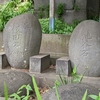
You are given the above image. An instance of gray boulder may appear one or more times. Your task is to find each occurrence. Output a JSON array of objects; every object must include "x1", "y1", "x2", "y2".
[
  {"x1": 69, "y1": 20, "x2": 100, "y2": 77},
  {"x1": 3, "y1": 13, "x2": 42, "y2": 69},
  {"x1": 0, "y1": 70, "x2": 33, "y2": 96},
  {"x1": 42, "y1": 83, "x2": 99, "y2": 100}
]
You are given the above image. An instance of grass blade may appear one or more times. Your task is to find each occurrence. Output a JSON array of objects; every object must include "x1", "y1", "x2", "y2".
[
  {"x1": 55, "y1": 83, "x2": 60, "y2": 100},
  {"x1": 32, "y1": 76, "x2": 42, "y2": 100},
  {"x1": 82, "y1": 89, "x2": 87, "y2": 100},
  {"x1": 4, "y1": 82, "x2": 8, "y2": 100}
]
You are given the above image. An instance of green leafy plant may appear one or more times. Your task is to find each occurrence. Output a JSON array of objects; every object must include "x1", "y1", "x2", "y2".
[
  {"x1": 38, "y1": 4, "x2": 49, "y2": 18},
  {"x1": 38, "y1": 6, "x2": 45, "y2": 18},
  {"x1": 56, "y1": 3, "x2": 65, "y2": 19},
  {"x1": 87, "y1": 14, "x2": 99, "y2": 21},
  {"x1": 0, "y1": 0, "x2": 34, "y2": 31},
  {"x1": 74, "y1": 4, "x2": 80, "y2": 11},
  {"x1": 39, "y1": 18, "x2": 80, "y2": 34},
  {"x1": 53, "y1": 80, "x2": 61, "y2": 88},
  {"x1": 89, "y1": 93, "x2": 100, "y2": 100},
  {"x1": 10, "y1": 84, "x2": 33, "y2": 100},
  {"x1": 82, "y1": 90, "x2": 100, "y2": 100},
  {"x1": 53, "y1": 66, "x2": 84, "y2": 89},
  {"x1": 32, "y1": 76, "x2": 61, "y2": 100},
  {"x1": 71, "y1": 66, "x2": 83, "y2": 83},
  {"x1": 82, "y1": 90, "x2": 88, "y2": 100},
  {"x1": 45, "y1": 4, "x2": 49, "y2": 18},
  {"x1": 59, "y1": 74, "x2": 67, "y2": 85},
  {"x1": 71, "y1": 66, "x2": 88, "y2": 83}
]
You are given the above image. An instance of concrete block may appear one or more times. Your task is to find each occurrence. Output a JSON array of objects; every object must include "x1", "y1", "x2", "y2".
[
  {"x1": 62, "y1": 10, "x2": 86, "y2": 24},
  {"x1": 55, "y1": 0, "x2": 74, "y2": 10},
  {"x1": 34, "y1": 0, "x2": 74, "y2": 10},
  {"x1": 40, "y1": 34, "x2": 70, "y2": 58},
  {"x1": 75, "y1": 0, "x2": 87, "y2": 10},
  {"x1": 0, "y1": 52, "x2": 9, "y2": 69},
  {"x1": 56, "y1": 57, "x2": 71, "y2": 76},
  {"x1": 34, "y1": 0, "x2": 49, "y2": 10},
  {"x1": 29, "y1": 54, "x2": 50, "y2": 73}
]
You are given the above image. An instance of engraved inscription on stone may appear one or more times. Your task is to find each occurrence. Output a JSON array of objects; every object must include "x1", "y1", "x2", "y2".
[
  {"x1": 3, "y1": 13, "x2": 42, "y2": 69},
  {"x1": 80, "y1": 33, "x2": 92, "y2": 57},
  {"x1": 69, "y1": 20, "x2": 100, "y2": 77}
]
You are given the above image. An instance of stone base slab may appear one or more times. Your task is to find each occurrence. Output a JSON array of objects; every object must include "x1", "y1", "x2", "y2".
[{"x1": 29, "y1": 69, "x2": 100, "y2": 89}]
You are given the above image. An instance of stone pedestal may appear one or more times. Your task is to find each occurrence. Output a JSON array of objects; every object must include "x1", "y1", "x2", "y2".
[
  {"x1": 56, "y1": 57, "x2": 71, "y2": 76},
  {"x1": 29, "y1": 54, "x2": 50, "y2": 73}
]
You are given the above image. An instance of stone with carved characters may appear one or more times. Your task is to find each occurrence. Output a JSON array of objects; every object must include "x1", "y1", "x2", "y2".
[
  {"x1": 69, "y1": 20, "x2": 100, "y2": 77},
  {"x1": 3, "y1": 13, "x2": 42, "y2": 69}
]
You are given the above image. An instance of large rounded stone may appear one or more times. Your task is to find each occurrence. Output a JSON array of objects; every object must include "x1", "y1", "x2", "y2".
[
  {"x1": 0, "y1": 70, "x2": 33, "y2": 96},
  {"x1": 69, "y1": 20, "x2": 100, "y2": 77},
  {"x1": 3, "y1": 13, "x2": 42, "y2": 69},
  {"x1": 42, "y1": 83, "x2": 99, "y2": 100}
]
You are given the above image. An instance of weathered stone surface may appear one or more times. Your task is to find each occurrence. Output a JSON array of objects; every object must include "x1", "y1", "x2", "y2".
[
  {"x1": 29, "y1": 54, "x2": 50, "y2": 73},
  {"x1": 0, "y1": 70, "x2": 33, "y2": 96},
  {"x1": 42, "y1": 83, "x2": 99, "y2": 100},
  {"x1": 56, "y1": 57, "x2": 71, "y2": 76},
  {"x1": 69, "y1": 20, "x2": 100, "y2": 77},
  {"x1": 3, "y1": 13, "x2": 42, "y2": 69}
]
